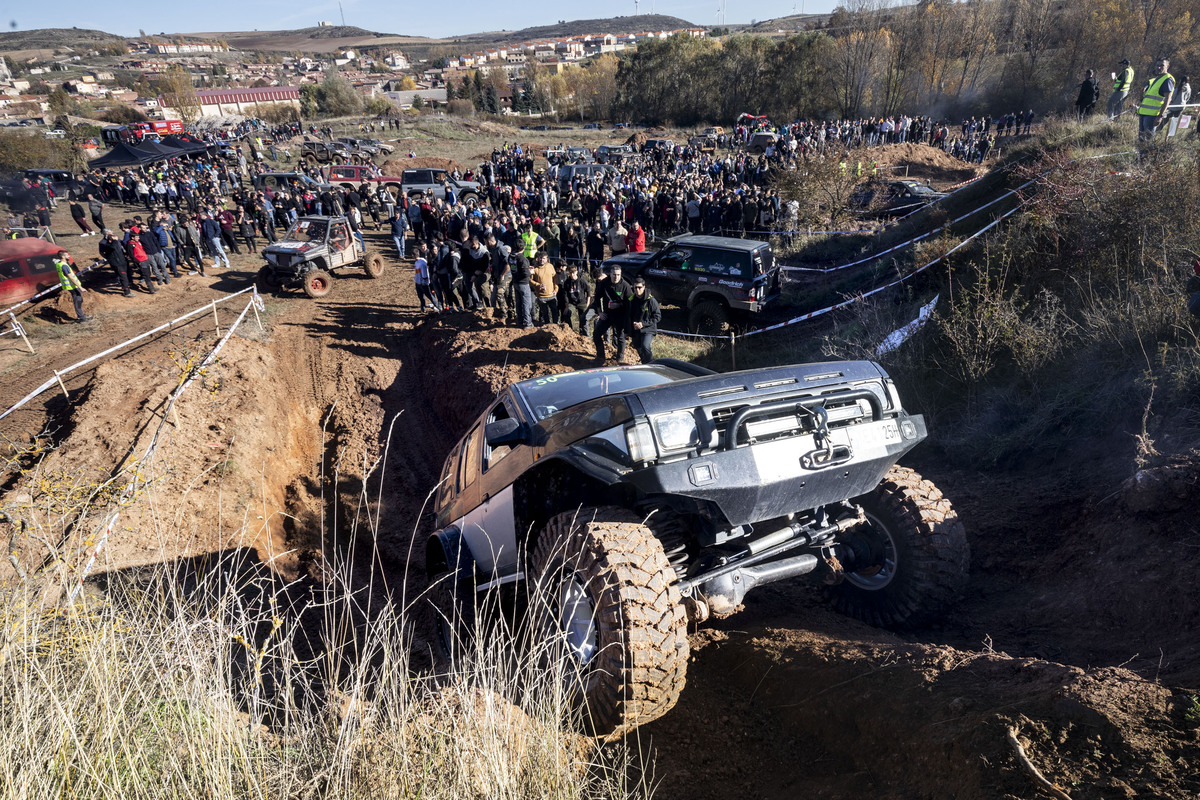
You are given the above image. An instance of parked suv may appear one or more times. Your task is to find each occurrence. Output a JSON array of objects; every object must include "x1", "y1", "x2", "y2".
[
  {"x1": 251, "y1": 172, "x2": 332, "y2": 194},
  {"x1": 425, "y1": 358, "x2": 967, "y2": 739},
  {"x1": 399, "y1": 168, "x2": 482, "y2": 206},
  {"x1": 595, "y1": 144, "x2": 636, "y2": 165},
  {"x1": 257, "y1": 215, "x2": 384, "y2": 298},
  {"x1": 602, "y1": 234, "x2": 782, "y2": 334},
  {"x1": 557, "y1": 163, "x2": 617, "y2": 192}
]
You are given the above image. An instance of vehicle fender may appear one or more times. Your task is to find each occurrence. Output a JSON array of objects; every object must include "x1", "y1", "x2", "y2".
[
  {"x1": 425, "y1": 525, "x2": 475, "y2": 579},
  {"x1": 686, "y1": 287, "x2": 730, "y2": 310}
]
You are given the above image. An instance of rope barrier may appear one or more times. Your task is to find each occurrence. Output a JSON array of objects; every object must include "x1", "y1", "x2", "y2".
[
  {"x1": 0, "y1": 285, "x2": 259, "y2": 423},
  {"x1": 64, "y1": 291, "x2": 262, "y2": 604}
]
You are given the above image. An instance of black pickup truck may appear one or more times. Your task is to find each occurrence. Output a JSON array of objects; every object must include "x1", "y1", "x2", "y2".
[{"x1": 424, "y1": 358, "x2": 968, "y2": 740}]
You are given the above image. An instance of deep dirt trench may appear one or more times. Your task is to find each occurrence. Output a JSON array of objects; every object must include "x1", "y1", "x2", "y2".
[{"x1": 2, "y1": 230, "x2": 1199, "y2": 798}]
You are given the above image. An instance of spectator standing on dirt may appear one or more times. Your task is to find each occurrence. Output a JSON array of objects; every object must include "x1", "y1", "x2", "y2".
[
  {"x1": 133, "y1": 219, "x2": 170, "y2": 285},
  {"x1": 585, "y1": 222, "x2": 606, "y2": 272},
  {"x1": 412, "y1": 242, "x2": 440, "y2": 312},
  {"x1": 200, "y1": 212, "x2": 230, "y2": 270},
  {"x1": 1108, "y1": 59, "x2": 1135, "y2": 119},
  {"x1": 390, "y1": 209, "x2": 408, "y2": 260},
  {"x1": 487, "y1": 234, "x2": 512, "y2": 322},
  {"x1": 217, "y1": 208, "x2": 241, "y2": 254},
  {"x1": 1076, "y1": 69, "x2": 1100, "y2": 119},
  {"x1": 530, "y1": 251, "x2": 559, "y2": 325},
  {"x1": 120, "y1": 225, "x2": 155, "y2": 293},
  {"x1": 509, "y1": 247, "x2": 534, "y2": 328},
  {"x1": 607, "y1": 219, "x2": 628, "y2": 260},
  {"x1": 152, "y1": 214, "x2": 181, "y2": 278},
  {"x1": 69, "y1": 198, "x2": 95, "y2": 236},
  {"x1": 1138, "y1": 58, "x2": 1175, "y2": 142},
  {"x1": 53, "y1": 250, "x2": 90, "y2": 323},
  {"x1": 87, "y1": 194, "x2": 105, "y2": 232},
  {"x1": 559, "y1": 262, "x2": 592, "y2": 335},
  {"x1": 1022, "y1": 109, "x2": 1035, "y2": 134},
  {"x1": 98, "y1": 230, "x2": 132, "y2": 297},
  {"x1": 626, "y1": 275, "x2": 661, "y2": 363},
  {"x1": 592, "y1": 263, "x2": 633, "y2": 364},
  {"x1": 239, "y1": 209, "x2": 257, "y2": 253}
]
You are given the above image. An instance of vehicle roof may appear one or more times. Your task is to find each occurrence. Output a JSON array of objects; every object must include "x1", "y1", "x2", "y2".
[
  {"x1": 667, "y1": 234, "x2": 770, "y2": 252},
  {"x1": 0, "y1": 238, "x2": 66, "y2": 259}
]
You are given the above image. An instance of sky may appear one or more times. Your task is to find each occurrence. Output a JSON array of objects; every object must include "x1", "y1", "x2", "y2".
[{"x1": 9, "y1": 0, "x2": 841, "y2": 40}]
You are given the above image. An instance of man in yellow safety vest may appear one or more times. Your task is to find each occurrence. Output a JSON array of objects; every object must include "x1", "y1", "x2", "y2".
[
  {"x1": 1107, "y1": 58, "x2": 1134, "y2": 119},
  {"x1": 1138, "y1": 58, "x2": 1175, "y2": 142}
]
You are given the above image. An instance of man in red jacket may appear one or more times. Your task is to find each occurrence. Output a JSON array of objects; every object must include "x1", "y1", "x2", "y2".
[{"x1": 625, "y1": 220, "x2": 646, "y2": 253}]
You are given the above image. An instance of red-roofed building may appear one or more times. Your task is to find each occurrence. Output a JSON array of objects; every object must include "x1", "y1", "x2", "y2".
[{"x1": 158, "y1": 86, "x2": 301, "y2": 119}]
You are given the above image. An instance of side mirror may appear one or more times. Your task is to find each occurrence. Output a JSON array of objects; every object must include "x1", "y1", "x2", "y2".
[{"x1": 485, "y1": 418, "x2": 525, "y2": 448}]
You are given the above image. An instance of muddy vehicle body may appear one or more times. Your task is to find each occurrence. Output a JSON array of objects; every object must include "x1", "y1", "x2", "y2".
[
  {"x1": 851, "y1": 179, "x2": 948, "y2": 217},
  {"x1": 426, "y1": 359, "x2": 967, "y2": 739},
  {"x1": 257, "y1": 215, "x2": 384, "y2": 298},
  {"x1": 602, "y1": 234, "x2": 783, "y2": 335}
]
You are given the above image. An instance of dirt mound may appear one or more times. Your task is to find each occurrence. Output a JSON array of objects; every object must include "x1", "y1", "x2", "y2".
[
  {"x1": 625, "y1": 132, "x2": 648, "y2": 147},
  {"x1": 866, "y1": 142, "x2": 985, "y2": 187},
  {"x1": 646, "y1": 621, "x2": 1200, "y2": 799},
  {"x1": 417, "y1": 314, "x2": 601, "y2": 433},
  {"x1": 382, "y1": 156, "x2": 466, "y2": 173}
]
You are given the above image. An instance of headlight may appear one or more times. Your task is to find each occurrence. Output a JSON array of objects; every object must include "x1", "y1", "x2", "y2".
[
  {"x1": 653, "y1": 411, "x2": 699, "y2": 451},
  {"x1": 625, "y1": 421, "x2": 657, "y2": 463}
]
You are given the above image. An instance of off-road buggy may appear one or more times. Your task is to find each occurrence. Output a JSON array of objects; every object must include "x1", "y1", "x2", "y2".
[
  {"x1": 257, "y1": 215, "x2": 384, "y2": 298},
  {"x1": 425, "y1": 358, "x2": 968, "y2": 740}
]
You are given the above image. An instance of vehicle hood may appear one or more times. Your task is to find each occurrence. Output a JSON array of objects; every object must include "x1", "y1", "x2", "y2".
[{"x1": 629, "y1": 361, "x2": 890, "y2": 417}]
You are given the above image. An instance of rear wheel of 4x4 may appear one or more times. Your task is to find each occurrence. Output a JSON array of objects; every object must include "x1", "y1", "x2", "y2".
[
  {"x1": 687, "y1": 299, "x2": 731, "y2": 336},
  {"x1": 530, "y1": 506, "x2": 688, "y2": 740},
  {"x1": 302, "y1": 268, "x2": 334, "y2": 298},
  {"x1": 827, "y1": 466, "x2": 968, "y2": 630},
  {"x1": 363, "y1": 251, "x2": 384, "y2": 278}
]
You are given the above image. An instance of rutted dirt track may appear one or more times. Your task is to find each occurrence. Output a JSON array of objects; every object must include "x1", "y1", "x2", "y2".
[{"x1": 2, "y1": 210, "x2": 1199, "y2": 798}]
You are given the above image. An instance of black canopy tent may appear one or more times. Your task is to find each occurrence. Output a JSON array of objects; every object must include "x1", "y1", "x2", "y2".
[
  {"x1": 159, "y1": 134, "x2": 208, "y2": 154},
  {"x1": 87, "y1": 141, "x2": 166, "y2": 168},
  {"x1": 132, "y1": 140, "x2": 186, "y2": 161}
]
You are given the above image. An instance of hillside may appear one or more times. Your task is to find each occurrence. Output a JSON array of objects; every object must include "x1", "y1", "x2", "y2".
[
  {"x1": 0, "y1": 27, "x2": 126, "y2": 53},
  {"x1": 742, "y1": 12, "x2": 833, "y2": 32},
  {"x1": 184, "y1": 28, "x2": 437, "y2": 53},
  {"x1": 450, "y1": 14, "x2": 698, "y2": 43}
]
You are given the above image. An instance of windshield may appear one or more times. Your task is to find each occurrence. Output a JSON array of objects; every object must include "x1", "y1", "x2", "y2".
[
  {"x1": 900, "y1": 181, "x2": 939, "y2": 196},
  {"x1": 282, "y1": 218, "x2": 328, "y2": 243},
  {"x1": 516, "y1": 366, "x2": 687, "y2": 421}
]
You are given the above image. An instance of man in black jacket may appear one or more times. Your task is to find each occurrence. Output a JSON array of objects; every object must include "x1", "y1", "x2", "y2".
[
  {"x1": 559, "y1": 262, "x2": 592, "y2": 335},
  {"x1": 592, "y1": 263, "x2": 632, "y2": 363},
  {"x1": 1076, "y1": 69, "x2": 1101, "y2": 119},
  {"x1": 98, "y1": 229, "x2": 132, "y2": 296},
  {"x1": 627, "y1": 275, "x2": 661, "y2": 363}
]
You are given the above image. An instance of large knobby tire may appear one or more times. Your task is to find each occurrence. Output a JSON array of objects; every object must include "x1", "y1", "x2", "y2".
[
  {"x1": 256, "y1": 265, "x2": 282, "y2": 292},
  {"x1": 427, "y1": 566, "x2": 480, "y2": 670},
  {"x1": 530, "y1": 506, "x2": 688, "y2": 741},
  {"x1": 302, "y1": 268, "x2": 334, "y2": 298},
  {"x1": 687, "y1": 299, "x2": 731, "y2": 336},
  {"x1": 827, "y1": 466, "x2": 968, "y2": 630},
  {"x1": 363, "y1": 251, "x2": 384, "y2": 278}
]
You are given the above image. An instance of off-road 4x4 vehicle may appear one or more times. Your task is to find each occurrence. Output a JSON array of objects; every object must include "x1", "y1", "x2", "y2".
[
  {"x1": 602, "y1": 234, "x2": 783, "y2": 335},
  {"x1": 257, "y1": 215, "x2": 384, "y2": 298},
  {"x1": 399, "y1": 168, "x2": 482, "y2": 206},
  {"x1": 426, "y1": 359, "x2": 967, "y2": 739}
]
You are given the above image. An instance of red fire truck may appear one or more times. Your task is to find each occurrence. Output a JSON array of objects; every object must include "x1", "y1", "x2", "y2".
[{"x1": 100, "y1": 120, "x2": 185, "y2": 147}]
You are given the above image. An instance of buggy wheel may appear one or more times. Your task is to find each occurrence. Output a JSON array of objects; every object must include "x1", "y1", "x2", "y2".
[
  {"x1": 827, "y1": 466, "x2": 968, "y2": 630},
  {"x1": 363, "y1": 251, "x2": 384, "y2": 278},
  {"x1": 301, "y1": 268, "x2": 333, "y2": 298},
  {"x1": 687, "y1": 299, "x2": 731, "y2": 336},
  {"x1": 530, "y1": 506, "x2": 688, "y2": 740},
  {"x1": 256, "y1": 265, "x2": 282, "y2": 292}
]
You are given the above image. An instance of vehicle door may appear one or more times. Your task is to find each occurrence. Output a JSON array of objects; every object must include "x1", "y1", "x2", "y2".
[
  {"x1": 329, "y1": 166, "x2": 356, "y2": 186},
  {"x1": 0, "y1": 256, "x2": 31, "y2": 306},
  {"x1": 459, "y1": 397, "x2": 524, "y2": 576},
  {"x1": 26, "y1": 254, "x2": 60, "y2": 294},
  {"x1": 686, "y1": 246, "x2": 751, "y2": 307},
  {"x1": 328, "y1": 221, "x2": 352, "y2": 266},
  {"x1": 648, "y1": 244, "x2": 695, "y2": 306}
]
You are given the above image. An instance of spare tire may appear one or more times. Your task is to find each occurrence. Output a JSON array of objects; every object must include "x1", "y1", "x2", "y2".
[{"x1": 363, "y1": 251, "x2": 384, "y2": 278}]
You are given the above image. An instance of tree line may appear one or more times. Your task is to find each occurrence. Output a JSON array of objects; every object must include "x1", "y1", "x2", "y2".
[{"x1": 596, "y1": 0, "x2": 1200, "y2": 125}]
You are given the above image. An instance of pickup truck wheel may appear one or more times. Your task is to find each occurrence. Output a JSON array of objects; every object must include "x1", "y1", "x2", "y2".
[
  {"x1": 363, "y1": 251, "x2": 384, "y2": 278},
  {"x1": 530, "y1": 506, "x2": 688, "y2": 740},
  {"x1": 301, "y1": 268, "x2": 333, "y2": 298},
  {"x1": 828, "y1": 466, "x2": 968, "y2": 630},
  {"x1": 687, "y1": 300, "x2": 731, "y2": 336},
  {"x1": 427, "y1": 566, "x2": 480, "y2": 670},
  {"x1": 461, "y1": 192, "x2": 479, "y2": 208}
]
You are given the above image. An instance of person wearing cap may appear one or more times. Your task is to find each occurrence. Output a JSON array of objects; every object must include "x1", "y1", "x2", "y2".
[
  {"x1": 626, "y1": 275, "x2": 661, "y2": 363},
  {"x1": 1108, "y1": 58, "x2": 1135, "y2": 119},
  {"x1": 52, "y1": 250, "x2": 90, "y2": 322}
]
